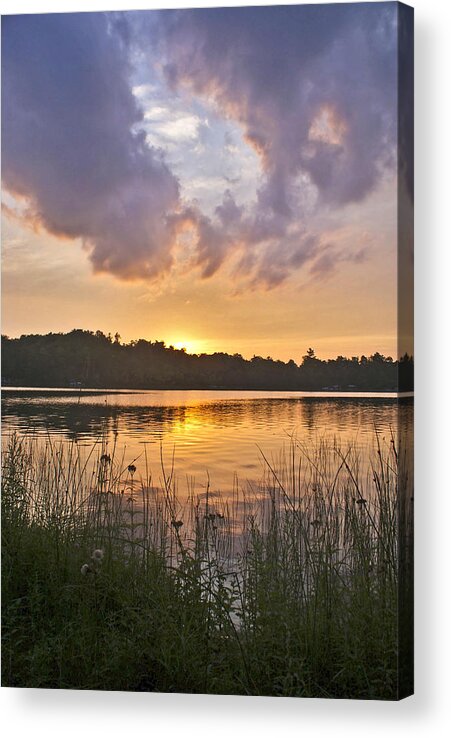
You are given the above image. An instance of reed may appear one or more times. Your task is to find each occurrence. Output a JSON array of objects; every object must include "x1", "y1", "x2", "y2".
[{"x1": 1, "y1": 431, "x2": 412, "y2": 698}]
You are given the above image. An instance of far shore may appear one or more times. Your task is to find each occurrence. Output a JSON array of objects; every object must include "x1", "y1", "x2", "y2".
[{"x1": 1, "y1": 385, "x2": 411, "y2": 396}]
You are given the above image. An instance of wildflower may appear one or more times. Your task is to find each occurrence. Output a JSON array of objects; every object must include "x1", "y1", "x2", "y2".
[
  {"x1": 91, "y1": 549, "x2": 104, "y2": 562},
  {"x1": 171, "y1": 520, "x2": 183, "y2": 530},
  {"x1": 81, "y1": 564, "x2": 91, "y2": 576},
  {"x1": 128, "y1": 464, "x2": 136, "y2": 474}
]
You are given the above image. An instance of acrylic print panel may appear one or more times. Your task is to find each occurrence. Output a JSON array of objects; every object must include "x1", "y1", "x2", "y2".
[{"x1": 1, "y1": 2, "x2": 413, "y2": 699}]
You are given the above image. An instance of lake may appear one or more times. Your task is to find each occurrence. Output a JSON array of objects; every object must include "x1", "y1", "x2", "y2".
[{"x1": 2, "y1": 388, "x2": 412, "y2": 501}]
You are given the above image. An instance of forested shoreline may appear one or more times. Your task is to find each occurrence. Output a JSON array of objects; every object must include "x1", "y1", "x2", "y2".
[{"x1": 1, "y1": 330, "x2": 413, "y2": 392}]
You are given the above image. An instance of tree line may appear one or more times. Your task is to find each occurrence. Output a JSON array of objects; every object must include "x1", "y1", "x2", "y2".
[{"x1": 1, "y1": 330, "x2": 413, "y2": 391}]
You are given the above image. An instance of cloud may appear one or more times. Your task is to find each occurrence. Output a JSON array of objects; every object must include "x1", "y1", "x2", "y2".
[
  {"x1": 142, "y1": 105, "x2": 204, "y2": 145},
  {"x1": 152, "y1": 4, "x2": 397, "y2": 285},
  {"x1": 166, "y1": 191, "x2": 321, "y2": 290},
  {"x1": 1, "y1": 12, "x2": 180, "y2": 281},
  {"x1": 2, "y1": 6, "x2": 398, "y2": 290},
  {"x1": 309, "y1": 244, "x2": 368, "y2": 280},
  {"x1": 157, "y1": 5, "x2": 397, "y2": 208}
]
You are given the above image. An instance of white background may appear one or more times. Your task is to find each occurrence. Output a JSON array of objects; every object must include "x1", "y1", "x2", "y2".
[{"x1": 1, "y1": 0, "x2": 450, "y2": 735}]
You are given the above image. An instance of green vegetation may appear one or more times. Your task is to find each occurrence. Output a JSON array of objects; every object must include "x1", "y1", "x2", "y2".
[
  {"x1": 2, "y1": 433, "x2": 412, "y2": 698},
  {"x1": 1, "y1": 330, "x2": 413, "y2": 391}
]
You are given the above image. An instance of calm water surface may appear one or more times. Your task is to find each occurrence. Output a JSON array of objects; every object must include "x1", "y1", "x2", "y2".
[{"x1": 2, "y1": 388, "x2": 412, "y2": 498}]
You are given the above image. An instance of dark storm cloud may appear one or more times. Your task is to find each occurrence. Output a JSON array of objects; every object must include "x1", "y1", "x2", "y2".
[{"x1": 1, "y1": 12, "x2": 180, "y2": 280}]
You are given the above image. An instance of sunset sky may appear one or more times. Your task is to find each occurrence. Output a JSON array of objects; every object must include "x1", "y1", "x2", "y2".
[{"x1": 1, "y1": 3, "x2": 406, "y2": 362}]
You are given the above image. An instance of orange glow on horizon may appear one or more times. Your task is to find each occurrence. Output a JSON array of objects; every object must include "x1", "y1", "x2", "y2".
[{"x1": 167, "y1": 338, "x2": 205, "y2": 355}]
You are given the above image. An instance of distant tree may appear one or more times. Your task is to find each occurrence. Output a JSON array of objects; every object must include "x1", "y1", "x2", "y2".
[
  {"x1": 370, "y1": 352, "x2": 385, "y2": 363},
  {"x1": 0, "y1": 331, "x2": 410, "y2": 391}
]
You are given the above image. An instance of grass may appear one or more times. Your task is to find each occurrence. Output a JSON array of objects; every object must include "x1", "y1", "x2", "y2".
[{"x1": 1, "y1": 431, "x2": 412, "y2": 698}]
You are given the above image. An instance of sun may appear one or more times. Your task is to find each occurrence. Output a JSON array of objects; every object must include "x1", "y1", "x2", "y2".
[{"x1": 171, "y1": 339, "x2": 201, "y2": 355}]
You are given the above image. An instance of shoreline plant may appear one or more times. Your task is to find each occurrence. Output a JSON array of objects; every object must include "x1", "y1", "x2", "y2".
[{"x1": 1, "y1": 431, "x2": 412, "y2": 698}]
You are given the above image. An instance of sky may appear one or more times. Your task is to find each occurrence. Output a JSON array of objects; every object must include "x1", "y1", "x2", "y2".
[{"x1": 1, "y1": 3, "x2": 410, "y2": 362}]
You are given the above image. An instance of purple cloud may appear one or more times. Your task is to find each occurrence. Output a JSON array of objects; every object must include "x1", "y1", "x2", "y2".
[
  {"x1": 157, "y1": 4, "x2": 397, "y2": 211},
  {"x1": 2, "y1": 5, "x2": 399, "y2": 289},
  {"x1": 2, "y1": 12, "x2": 180, "y2": 280},
  {"x1": 153, "y1": 3, "x2": 397, "y2": 286}
]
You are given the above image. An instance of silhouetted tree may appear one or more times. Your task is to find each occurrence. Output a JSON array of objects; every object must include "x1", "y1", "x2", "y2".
[{"x1": 1, "y1": 332, "x2": 410, "y2": 391}]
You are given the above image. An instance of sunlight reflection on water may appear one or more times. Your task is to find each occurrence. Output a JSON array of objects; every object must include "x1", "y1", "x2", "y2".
[{"x1": 2, "y1": 388, "x2": 411, "y2": 497}]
